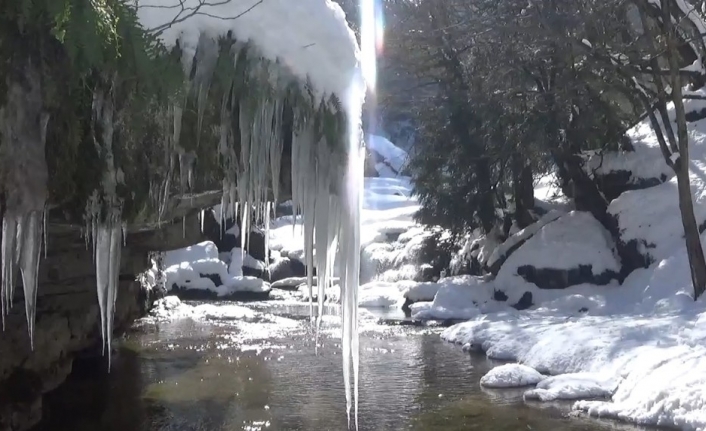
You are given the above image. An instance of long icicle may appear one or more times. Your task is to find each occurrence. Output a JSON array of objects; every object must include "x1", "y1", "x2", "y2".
[
  {"x1": 1, "y1": 213, "x2": 18, "y2": 329},
  {"x1": 18, "y1": 211, "x2": 43, "y2": 350}
]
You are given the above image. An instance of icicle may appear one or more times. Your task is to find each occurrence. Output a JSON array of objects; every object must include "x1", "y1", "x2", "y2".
[
  {"x1": 199, "y1": 209, "x2": 205, "y2": 234},
  {"x1": 95, "y1": 218, "x2": 122, "y2": 370},
  {"x1": 182, "y1": 216, "x2": 186, "y2": 239},
  {"x1": 1, "y1": 213, "x2": 18, "y2": 329},
  {"x1": 121, "y1": 222, "x2": 127, "y2": 247},
  {"x1": 0, "y1": 65, "x2": 50, "y2": 340},
  {"x1": 42, "y1": 207, "x2": 48, "y2": 259},
  {"x1": 107, "y1": 221, "x2": 121, "y2": 368},
  {"x1": 96, "y1": 225, "x2": 109, "y2": 356},
  {"x1": 240, "y1": 204, "x2": 249, "y2": 254},
  {"x1": 264, "y1": 202, "x2": 271, "y2": 264},
  {"x1": 18, "y1": 211, "x2": 42, "y2": 349}
]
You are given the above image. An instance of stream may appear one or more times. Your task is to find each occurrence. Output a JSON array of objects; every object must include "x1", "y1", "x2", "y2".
[{"x1": 36, "y1": 298, "x2": 650, "y2": 431}]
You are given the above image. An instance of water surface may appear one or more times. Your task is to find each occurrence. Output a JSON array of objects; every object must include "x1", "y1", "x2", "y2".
[{"x1": 37, "y1": 300, "x2": 650, "y2": 431}]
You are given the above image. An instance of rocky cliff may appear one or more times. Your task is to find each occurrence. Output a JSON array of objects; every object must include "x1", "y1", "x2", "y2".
[{"x1": 0, "y1": 210, "x2": 207, "y2": 431}]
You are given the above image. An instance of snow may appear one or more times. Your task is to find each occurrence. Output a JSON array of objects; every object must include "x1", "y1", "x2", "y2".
[
  {"x1": 271, "y1": 277, "x2": 307, "y2": 289},
  {"x1": 134, "y1": 0, "x2": 362, "y2": 104},
  {"x1": 367, "y1": 134, "x2": 409, "y2": 176},
  {"x1": 358, "y1": 281, "x2": 405, "y2": 308},
  {"x1": 524, "y1": 374, "x2": 614, "y2": 401},
  {"x1": 585, "y1": 89, "x2": 706, "y2": 185},
  {"x1": 533, "y1": 173, "x2": 572, "y2": 213},
  {"x1": 408, "y1": 301, "x2": 432, "y2": 315},
  {"x1": 269, "y1": 175, "x2": 419, "y2": 273},
  {"x1": 413, "y1": 276, "x2": 497, "y2": 321},
  {"x1": 164, "y1": 241, "x2": 219, "y2": 267},
  {"x1": 480, "y1": 364, "x2": 546, "y2": 388},
  {"x1": 498, "y1": 211, "x2": 620, "y2": 277},
  {"x1": 441, "y1": 268, "x2": 706, "y2": 430},
  {"x1": 401, "y1": 281, "x2": 441, "y2": 302},
  {"x1": 164, "y1": 242, "x2": 271, "y2": 296},
  {"x1": 486, "y1": 210, "x2": 564, "y2": 269}
]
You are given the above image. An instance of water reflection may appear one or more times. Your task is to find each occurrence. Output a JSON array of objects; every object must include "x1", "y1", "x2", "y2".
[{"x1": 37, "y1": 303, "x2": 651, "y2": 431}]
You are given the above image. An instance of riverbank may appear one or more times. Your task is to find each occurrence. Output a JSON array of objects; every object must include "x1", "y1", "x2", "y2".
[{"x1": 442, "y1": 300, "x2": 706, "y2": 430}]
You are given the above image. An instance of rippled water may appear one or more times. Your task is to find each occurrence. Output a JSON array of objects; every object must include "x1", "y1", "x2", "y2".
[{"x1": 37, "y1": 300, "x2": 650, "y2": 431}]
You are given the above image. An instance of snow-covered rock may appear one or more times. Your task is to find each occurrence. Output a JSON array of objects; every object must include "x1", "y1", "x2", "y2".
[
  {"x1": 358, "y1": 281, "x2": 405, "y2": 308},
  {"x1": 495, "y1": 211, "x2": 620, "y2": 299},
  {"x1": 480, "y1": 364, "x2": 546, "y2": 388},
  {"x1": 523, "y1": 374, "x2": 614, "y2": 401},
  {"x1": 366, "y1": 134, "x2": 409, "y2": 177},
  {"x1": 164, "y1": 242, "x2": 271, "y2": 299}
]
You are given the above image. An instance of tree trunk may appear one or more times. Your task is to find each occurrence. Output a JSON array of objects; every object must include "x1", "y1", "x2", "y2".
[
  {"x1": 664, "y1": 0, "x2": 706, "y2": 300},
  {"x1": 475, "y1": 158, "x2": 496, "y2": 234},
  {"x1": 512, "y1": 154, "x2": 535, "y2": 229}
]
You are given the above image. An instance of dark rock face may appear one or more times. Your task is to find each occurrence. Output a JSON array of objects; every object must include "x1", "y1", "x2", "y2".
[
  {"x1": 413, "y1": 264, "x2": 437, "y2": 282},
  {"x1": 0, "y1": 245, "x2": 147, "y2": 431},
  {"x1": 493, "y1": 290, "x2": 509, "y2": 302},
  {"x1": 242, "y1": 265, "x2": 267, "y2": 280},
  {"x1": 240, "y1": 230, "x2": 267, "y2": 263},
  {"x1": 593, "y1": 170, "x2": 667, "y2": 202},
  {"x1": 170, "y1": 285, "x2": 269, "y2": 301},
  {"x1": 516, "y1": 265, "x2": 619, "y2": 290},
  {"x1": 268, "y1": 257, "x2": 306, "y2": 282},
  {"x1": 513, "y1": 291, "x2": 533, "y2": 311},
  {"x1": 0, "y1": 213, "x2": 204, "y2": 431}
]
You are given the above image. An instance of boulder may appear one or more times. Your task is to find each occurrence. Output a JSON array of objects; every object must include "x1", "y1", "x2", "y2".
[
  {"x1": 268, "y1": 257, "x2": 306, "y2": 282},
  {"x1": 496, "y1": 211, "x2": 621, "y2": 296}
]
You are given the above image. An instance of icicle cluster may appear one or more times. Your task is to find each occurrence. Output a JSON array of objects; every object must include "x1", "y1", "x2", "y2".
[
  {"x1": 173, "y1": 35, "x2": 364, "y2": 425},
  {"x1": 0, "y1": 68, "x2": 50, "y2": 350},
  {"x1": 82, "y1": 83, "x2": 126, "y2": 369}
]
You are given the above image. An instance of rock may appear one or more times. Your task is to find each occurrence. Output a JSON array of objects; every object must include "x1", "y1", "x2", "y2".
[
  {"x1": 268, "y1": 257, "x2": 306, "y2": 282},
  {"x1": 480, "y1": 364, "x2": 546, "y2": 388},
  {"x1": 414, "y1": 264, "x2": 437, "y2": 282},
  {"x1": 493, "y1": 290, "x2": 508, "y2": 302},
  {"x1": 201, "y1": 210, "x2": 267, "y2": 261},
  {"x1": 242, "y1": 265, "x2": 267, "y2": 280},
  {"x1": 238, "y1": 230, "x2": 266, "y2": 262},
  {"x1": 496, "y1": 212, "x2": 621, "y2": 291},
  {"x1": 593, "y1": 170, "x2": 667, "y2": 202},
  {"x1": 516, "y1": 264, "x2": 619, "y2": 290},
  {"x1": 0, "y1": 214, "x2": 205, "y2": 431},
  {"x1": 171, "y1": 286, "x2": 270, "y2": 301},
  {"x1": 513, "y1": 291, "x2": 533, "y2": 311}
]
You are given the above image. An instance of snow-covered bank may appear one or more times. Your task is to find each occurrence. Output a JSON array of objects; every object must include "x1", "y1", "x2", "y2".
[
  {"x1": 445, "y1": 301, "x2": 706, "y2": 429},
  {"x1": 434, "y1": 206, "x2": 706, "y2": 429}
]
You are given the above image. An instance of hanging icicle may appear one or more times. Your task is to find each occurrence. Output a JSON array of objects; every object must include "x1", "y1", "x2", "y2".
[{"x1": 0, "y1": 64, "x2": 50, "y2": 346}]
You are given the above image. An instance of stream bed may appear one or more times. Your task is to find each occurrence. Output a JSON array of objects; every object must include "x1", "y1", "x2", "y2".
[{"x1": 36, "y1": 299, "x2": 651, "y2": 431}]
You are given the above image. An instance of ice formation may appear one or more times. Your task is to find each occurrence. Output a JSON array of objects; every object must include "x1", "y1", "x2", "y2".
[
  {"x1": 0, "y1": 64, "x2": 49, "y2": 349},
  {"x1": 136, "y1": 0, "x2": 365, "y2": 424},
  {"x1": 1, "y1": 0, "x2": 364, "y2": 419},
  {"x1": 85, "y1": 84, "x2": 126, "y2": 369}
]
